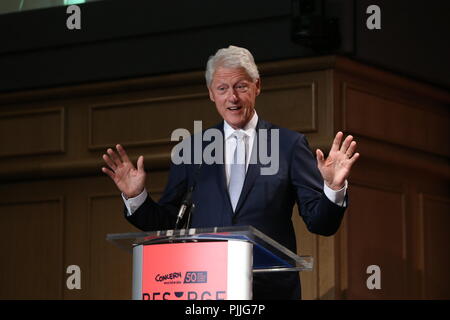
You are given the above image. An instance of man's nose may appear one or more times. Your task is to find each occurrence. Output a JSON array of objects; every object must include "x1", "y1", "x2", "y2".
[{"x1": 227, "y1": 89, "x2": 239, "y2": 102}]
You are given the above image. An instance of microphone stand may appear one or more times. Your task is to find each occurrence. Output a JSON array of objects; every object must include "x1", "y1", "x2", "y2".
[
  {"x1": 184, "y1": 203, "x2": 195, "y2": 231},
  {"x1": 174, "y1": 164, "x2": 202, "y2": 230}
]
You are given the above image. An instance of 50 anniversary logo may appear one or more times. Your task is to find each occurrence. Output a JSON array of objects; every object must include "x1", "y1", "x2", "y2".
[{"x1": 143, "y1": 271, "x2": 223, "y2": 300}]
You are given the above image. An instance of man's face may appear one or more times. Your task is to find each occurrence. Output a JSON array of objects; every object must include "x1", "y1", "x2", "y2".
[{"x1": 208, "y1": 67, "x2": 261, "y2": 129}]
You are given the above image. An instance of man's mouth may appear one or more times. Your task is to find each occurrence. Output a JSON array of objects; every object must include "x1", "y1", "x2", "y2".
[{"x1": 227, "y1": 106, "x2": 242, "y2": 111}]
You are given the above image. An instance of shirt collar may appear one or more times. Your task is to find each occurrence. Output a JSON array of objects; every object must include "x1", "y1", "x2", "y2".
[{"x1": 224, "y1": 111, "x2": 258, "y2": 140}]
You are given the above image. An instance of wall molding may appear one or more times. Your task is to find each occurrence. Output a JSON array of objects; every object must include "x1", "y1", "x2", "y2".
[{"x1": 0, "y1": 107, "x2": 65, "y2": 158}]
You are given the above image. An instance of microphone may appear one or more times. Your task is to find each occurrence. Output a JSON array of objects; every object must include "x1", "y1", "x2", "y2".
[
  {"x1": 174, "y1": 163, "x2": 202, "y2": 229},
  {"x1": 175, "y1": 186, "x2": 194, "y2": 229}
]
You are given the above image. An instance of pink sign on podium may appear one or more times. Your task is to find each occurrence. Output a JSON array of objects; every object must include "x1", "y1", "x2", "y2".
[{"x1": 141, "y1": 242, "x2": 228, "y2": 300}]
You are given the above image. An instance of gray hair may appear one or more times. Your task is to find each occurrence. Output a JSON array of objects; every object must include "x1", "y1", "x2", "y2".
[{"x1": 205, "y1": 45, "x2": 260, "y2": 87}]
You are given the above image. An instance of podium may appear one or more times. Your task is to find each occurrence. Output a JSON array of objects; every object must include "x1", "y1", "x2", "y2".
[{"x1": 107, "y1": 226, "x2": 313, "y2": 300}]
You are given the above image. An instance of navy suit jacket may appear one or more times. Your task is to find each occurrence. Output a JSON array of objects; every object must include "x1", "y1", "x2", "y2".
[{"x1": 125, "y1": 118, "x2": 346, "y2": 299}]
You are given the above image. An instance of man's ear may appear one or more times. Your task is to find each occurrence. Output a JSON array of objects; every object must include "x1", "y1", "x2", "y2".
[
  {"x1": 255, "y1": 78, "x2": 261, "y2": 96},
  {"x1": 208, "y1": 87, "x2": 215, "y2": 102}
]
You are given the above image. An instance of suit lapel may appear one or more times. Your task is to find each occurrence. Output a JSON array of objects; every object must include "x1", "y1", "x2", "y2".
[
  {"x1": 208, "y1": 122, "x2": 234, "y2": 214},
  {"x1": 234, "y1": 119, "x2": 271, "y2": 215}
]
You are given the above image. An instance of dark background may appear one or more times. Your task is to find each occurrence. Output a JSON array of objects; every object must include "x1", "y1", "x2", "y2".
[{"x1": 0, "y1": 0, "x2": 449, "y2": 93}]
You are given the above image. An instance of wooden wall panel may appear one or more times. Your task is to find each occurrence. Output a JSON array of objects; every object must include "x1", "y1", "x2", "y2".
[
  {"x1": 293, "y1": 204, "x2": 339, "y2": 300},
  {"x1": 425, "y1": 111, "x2": 450, "y2": 156},
  {"x1": 0, "y1": 172, "x2": 168, "y2": 300},
  {"x1": 335, "y1": 57, "x2": 449, "y2": 300},
  {"x1": 0, "y1": 108, "x2": 65, "y2": 158},
  {"x1": 345, "y1": 184, "x2": 407, "y2": 299},
  {"x1": 318, "y1": 234, "x2": 338, "y2": 299},
  {"x1": 0, "y1": 199, "x2": 64, "y2": 299},
  {"x1": 292, "y1": 207, "x2": 318, "y2": 300},
  {"x1": 259, "y1": 70, "x2": 334, "y2": 150},
  {"x1": 87, "y1": 194, "x2": 140, "y2": 299},
  {"x1": 87, "y1": 189, "x2": 164, "y2": 299},
  {"x1": 257, "y1": 82, "x2": 317, "y2": 133},
  {"x1": 89, "y1": 94, "x2": 218, "y2": 150},
  {"x1": 420, "y1": 194, "x2": 450, "y2": 299},
  {"x1": 342, "y1": 83, "x2": 449, "y2": 157}
]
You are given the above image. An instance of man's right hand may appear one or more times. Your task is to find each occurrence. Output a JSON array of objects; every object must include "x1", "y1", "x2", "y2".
[{"x1": 101, "y1": 144, "x2": 146, "y2": 198}]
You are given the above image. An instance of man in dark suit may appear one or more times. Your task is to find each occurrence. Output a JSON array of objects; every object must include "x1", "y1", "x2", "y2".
[{"x1": 102, "y1": 46, "x2": 359, "y2": 299}]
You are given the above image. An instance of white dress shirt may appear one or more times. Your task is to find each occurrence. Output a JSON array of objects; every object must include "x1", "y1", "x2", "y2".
[{"x1": 223, "y1": 111, "x2": 258, "y2": 187}]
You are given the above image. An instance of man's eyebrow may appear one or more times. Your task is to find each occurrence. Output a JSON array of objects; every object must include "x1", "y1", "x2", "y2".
[{"x1": 214, "y1": 78, "x2": 251, "y2": 86}]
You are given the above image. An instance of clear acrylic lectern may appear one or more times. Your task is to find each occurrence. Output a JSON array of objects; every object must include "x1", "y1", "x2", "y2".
[{"x1": 107, "y1": 226, "x2": 313, "y2": 300}]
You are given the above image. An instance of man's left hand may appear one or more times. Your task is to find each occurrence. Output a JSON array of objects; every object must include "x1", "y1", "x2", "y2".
[{"x1": 316, "y1": 132, "x2": 360, "y2": 190}]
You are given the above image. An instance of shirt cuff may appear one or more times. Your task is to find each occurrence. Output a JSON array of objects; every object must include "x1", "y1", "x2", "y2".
[
  {"x1": 122, "y1": 189, "x2": 148, "y2": 216},
  {"x1": 323, "y1": 180, "x2": 347, "y2": 207}
]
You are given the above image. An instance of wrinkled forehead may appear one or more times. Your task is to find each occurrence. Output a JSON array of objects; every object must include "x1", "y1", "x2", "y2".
[{"x1": 211, "y1": 67, "x2": 254, "y2": 85}]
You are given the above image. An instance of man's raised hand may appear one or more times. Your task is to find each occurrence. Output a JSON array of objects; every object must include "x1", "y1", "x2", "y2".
[
  {"x1": 316, "y1": 132, "x2": 360, "y2": 190},
  {"x1": 101, "y1": 144, "x2": 146, "y2": 198}
]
